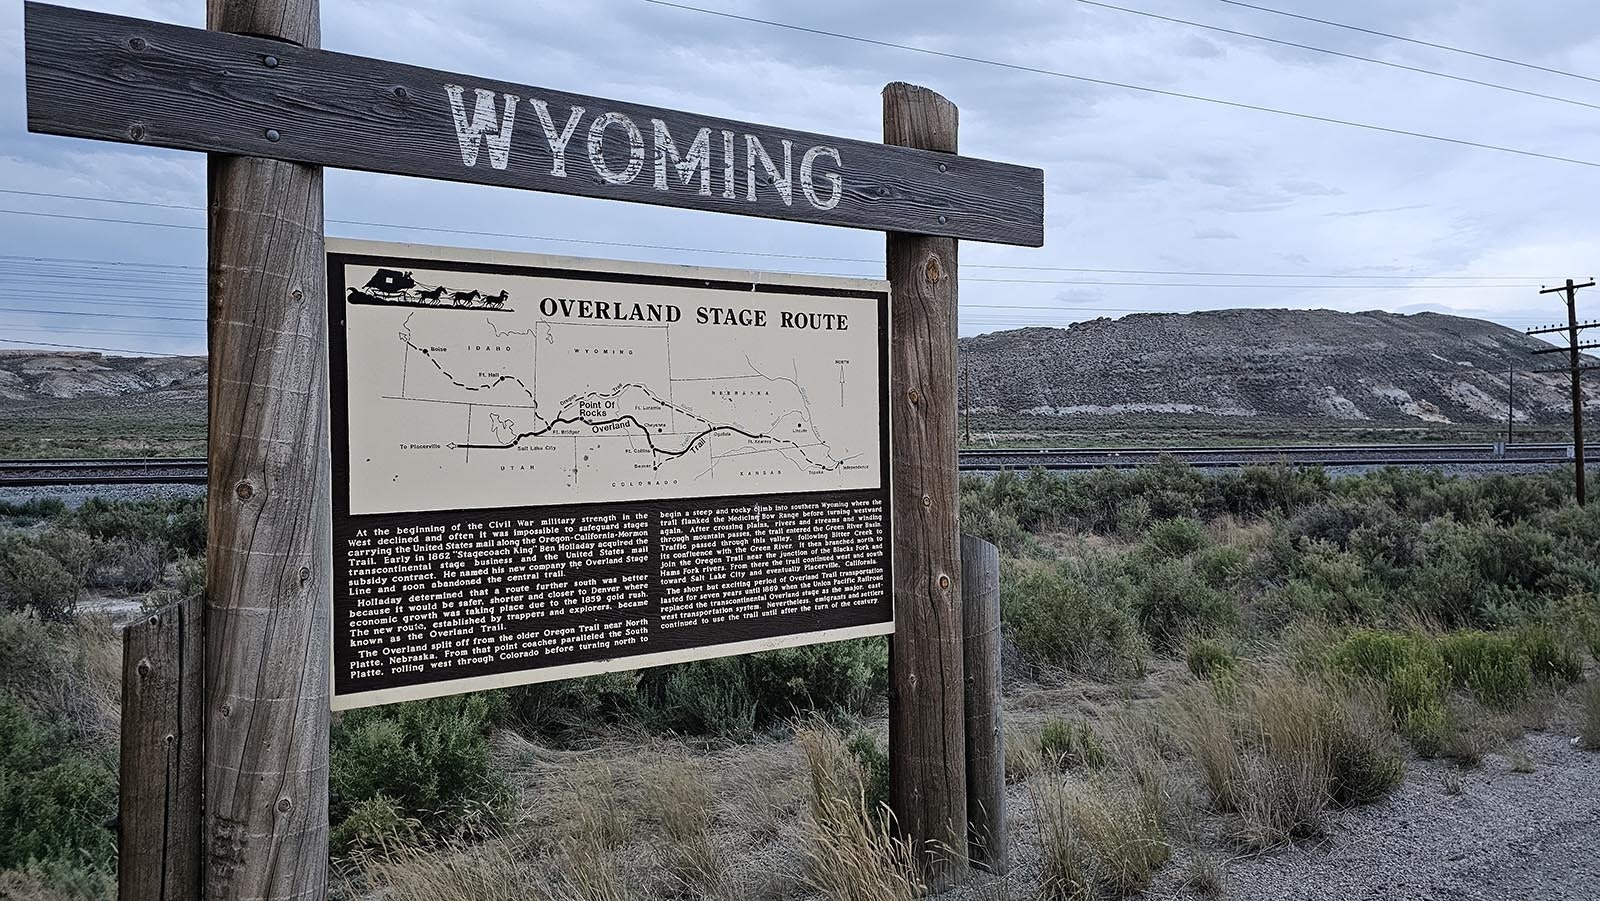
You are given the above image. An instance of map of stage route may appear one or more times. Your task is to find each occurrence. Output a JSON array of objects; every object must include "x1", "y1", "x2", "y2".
[{"x1": 339, "y1": 258, "x2": 886, "y2": 516}]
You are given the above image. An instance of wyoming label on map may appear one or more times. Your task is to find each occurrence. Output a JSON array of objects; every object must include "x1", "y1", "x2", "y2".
[{"x1": 333, "y1": 243, "x2": 887, "y2": 516}]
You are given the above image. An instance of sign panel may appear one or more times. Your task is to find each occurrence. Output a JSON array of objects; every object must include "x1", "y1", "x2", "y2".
[
  {"x1": 24, "y1": 3, "x2": 1044, "y2": 246},
  {"x1": 327, "y1": 240, "x2": 892, "y2": 708}
]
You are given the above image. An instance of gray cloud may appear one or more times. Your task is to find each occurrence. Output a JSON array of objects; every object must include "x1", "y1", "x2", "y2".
[{"x1": 1, "y1": 0, "x2": 1598, "y2": 354}]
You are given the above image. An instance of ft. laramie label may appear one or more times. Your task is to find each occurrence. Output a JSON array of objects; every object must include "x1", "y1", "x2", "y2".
[{"x1": 327, "y1": 240, "x2": 892, "y2": 709}]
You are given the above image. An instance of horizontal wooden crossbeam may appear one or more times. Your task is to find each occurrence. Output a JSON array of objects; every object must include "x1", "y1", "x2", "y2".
[{"x1": 23, "y1": 3, "x2": 1045, "y2": 245}]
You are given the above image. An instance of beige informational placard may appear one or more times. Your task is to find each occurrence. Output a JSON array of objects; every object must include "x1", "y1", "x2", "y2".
[
  {"x1": 327, "y1": 240, "x2": 893, "y2": 708},
  {"x1": 334, "y1": 241, "x2": 884, "y2": 514}
]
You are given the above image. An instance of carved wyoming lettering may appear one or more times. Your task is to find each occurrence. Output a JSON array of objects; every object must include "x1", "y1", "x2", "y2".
[{"x1": 444, "y1": 86, "x2": 844, "y2": 211}]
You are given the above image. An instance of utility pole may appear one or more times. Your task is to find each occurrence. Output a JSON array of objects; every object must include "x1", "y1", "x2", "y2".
[
  {"x1": 963, "y1": 365, "x2": 972, "y2": 446},
  {"x1": 1507, "y1": 365, "x2": 1514, "y2": 447},
  {"x1": 1529, "y1": 278, "x2": 1598, "y2": 506}
]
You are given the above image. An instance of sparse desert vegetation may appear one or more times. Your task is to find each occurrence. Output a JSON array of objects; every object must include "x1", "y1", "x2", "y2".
[{"x1": 3, "y1": 462, "x2": 1599, "y2": 899}]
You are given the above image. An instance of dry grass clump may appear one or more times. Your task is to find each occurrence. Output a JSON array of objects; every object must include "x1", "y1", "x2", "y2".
[
  {"x1": 0, "y1": 611, "x2": 121, "y2": 745},
  {"x1": 350, "y1": 839, "x2": 546, "y2": 901},
  {"x1": 1028, "y1": 775, "x2": 1171, "y2": 899},
  {"x1": 797, "y1": 723, "x2": 926, "y2": 901},
  {"x1": 1005, "y1": 726, "x2": 1045, "y2": 783},
  {"x1": 1030, "y1": 779, "x2": 1094, "y2": 901},
  {"x1": 646, "y1": 760, "x2": 735, "y2": 899},
  {"x1": 1580, "y1": 681, "x2": 1600, "y2": 751},
  {"x1": 1440, "y1": 768, "x2": 1464, "y2": 795},
  {"x1": 1186, "y1": 854, "x2": 1226, "y2": 898},
  {"x1": 1039, "y1": 717, "x2": 1108, "y2": 770},
  {"x1": 1171, "y1": 673, "x2": 1404, "y2": 850}
]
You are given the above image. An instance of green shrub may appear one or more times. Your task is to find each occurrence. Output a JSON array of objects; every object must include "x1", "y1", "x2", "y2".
[
  {"x1": 1508, "y1": 623, "x2": 1583, "y2": 684},
  {"x1": 1284, "y1": 540, "x2": 1379, "y2": 622},
  {"x1": 1327, "y1": 630, "x2": 1452, "y2": 755},
  {"x1": 1328, "y1": 630, "x2": 1439, "y2": 683},
  {"x1": 0, "y1": 530, "x2": 87, "y2": 619},
  {"x1": 1038, "y1": 718, "x2": 1107, "y2": 770},
  {"x1": 1191, "y1": 544, "x2": 1250, "y2": 590},
  {"x1": 501, "y1": 670, "x2": 642, "y2": 734},
  {"x1": 1399, "y1": 701, "x2": 1451, "y2": 758},
  {"x1": 87, "y1": 539, "x2": 165, "y2": 593},
  {"x1": 959, "y1": 495, "x2": 1032, "y2": 556},
  {"x1": 1437, "y1": 631, "x2": 1532, "y2": 710},
  {"x1": 176, "y1": 555, "x2": 205, "y2": 600},
  {"x1": 0, "y1": 497, "x2": 68, "y2": 521},
  {"x1": 329, "y1": 693, "x2": 507, "y2": 846},
  {"x1": 1130, "y1": 558, "x2": 1236, "y2": 648},
  {"x1": 1114, "y1": 497, "x2": 1153, "y2": 539},
  {"x1": 0, "y1": 698, "x2": 116, "y2": 876},
  {"x1": 1217, "y1": 464, "x2": 1330, "y2": 518},
  {"x1": 644, "y1": 658, "x2": 759, "y2": 737},
  {"x1": 1001, "y1": 558, "x2": 1146, "y2": 679},
  {"x1": 71, "y1": 497, "x2": 205, "y2": 562},
  {"x1": 640, "y1": 639, "x2": 887, "y2": 736},
  {"x1": 1186, "y1": 639, "x2": 1238, "y2": 680},
  {"x1": 330, "y1": 793, "x2": 421, "y2": 850},
  {"x1": 1141, "y1": 517, "x2": 1209, "y2": 560}
]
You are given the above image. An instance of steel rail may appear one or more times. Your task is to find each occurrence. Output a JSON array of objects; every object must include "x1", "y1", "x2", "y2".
[{"x1": 0, "y1": 444, "x2": 1582, "y2": 486}]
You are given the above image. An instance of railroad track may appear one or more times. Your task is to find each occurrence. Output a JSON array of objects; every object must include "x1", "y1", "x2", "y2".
[
  {"x1": 0, "y1": 457, "x2": 210, "y2": 487},
  {"x1": 0, "y1": 443, "x2": 1580, "y2": 486},
  {"x1": 957, "y1": 443, "x2": 1577, "y2": 471}
]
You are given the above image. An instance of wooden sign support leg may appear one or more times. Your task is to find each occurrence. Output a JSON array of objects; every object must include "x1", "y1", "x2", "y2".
[
  {"x1": 884, "y1": 81, "x2": 969, "y2": 888},
  {"x1": 119, "y1": 595, "x2": 202, "y2": 900},
  {"x1": 961, "y1": 534, "x2": 1005, "y2": 873},
  {"x1": 203, "y1": 1, "x2": 331, "y2": 898}
]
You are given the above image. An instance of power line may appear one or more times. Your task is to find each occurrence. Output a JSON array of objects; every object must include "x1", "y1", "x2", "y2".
[
  {"x1": 1075, "y1": 0, "x2": 1600, "y2": 111},
  {"x1": 0, "y1": 252, "x2": 203, "y2": 271},
  {"x1": 643, "y1": 0, "x2": 1600, "y2": 169},
  {"x1": 964, "y1": 279, "x2": 1535, "y2": 289},
  {"x1": 1207, "y1": 0, "x2": 1600, "y2": 87},
  {"x1": 0, "y1": 208, "x2": 204, "y2": 231},
  {"x1": 0, "y1": 278, "x2": 1542, "y2": 299},
  {"x1": 0, "y1": 306, "x2": 205, "y2": 323},
  {"x1": 0, "y1": 337, "x2": 189, "y2": 357},
  {"x1": 0, "y1": 324, "x2": 201, "y2": 339},
  {"x1": 0, "y1": 194, "x2": 1558, "y2": 282}
]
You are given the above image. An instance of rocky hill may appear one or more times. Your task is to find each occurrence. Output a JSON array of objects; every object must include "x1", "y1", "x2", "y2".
[
  {"x1": 0, "y1": 350, "x2": 206, "y2": 407},
  {"x1": 960, "y1": 309, "x2": 1595, "y2": 431},
  {"x1": 0, "y1": 350, "x2": 207, "y2": 457},
  {"x1": 1, "y1": 309, "x2": 1592, "y2": 455}
]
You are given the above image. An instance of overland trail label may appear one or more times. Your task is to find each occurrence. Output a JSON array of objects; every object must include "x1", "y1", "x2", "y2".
[{"x1": 328, "y1": 240, "x2": 892, "y2": 708}]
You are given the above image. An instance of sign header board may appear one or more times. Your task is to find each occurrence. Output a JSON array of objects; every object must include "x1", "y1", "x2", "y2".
[
  {"x1": 327, "y1": 240, "x2": 893, "y2": 708},
  {"x1": 24, "y1": 3, "x2": 1045, "y2": 246}
]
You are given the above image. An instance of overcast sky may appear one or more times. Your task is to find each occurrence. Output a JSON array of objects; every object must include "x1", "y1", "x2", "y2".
[{"x1": 3, "y1": 0, "x2": 1599, "y2": 356}]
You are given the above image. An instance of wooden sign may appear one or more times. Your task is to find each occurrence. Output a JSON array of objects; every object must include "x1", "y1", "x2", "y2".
[
  {"x1": 326, "y1": 240, "x2": 893, "y2": 708},
  {"x1": 23, "y1": 2, "x2": 1045, "y2": 246}
]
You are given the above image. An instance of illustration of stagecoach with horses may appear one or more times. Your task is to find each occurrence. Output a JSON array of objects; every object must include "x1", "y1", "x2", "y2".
[{"x1": 347, "y1": 268, "x2": 513, "y2": 310}]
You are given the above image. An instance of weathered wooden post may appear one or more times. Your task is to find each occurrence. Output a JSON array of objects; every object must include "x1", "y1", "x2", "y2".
[
  {"x1": 884, "y1": 82, "x2": 968, "y2": 885},
  {"x1": 119, "y1": 595, "x2": 202, "y2": 900},
  {"x1": 960, "y1": 534, "x2": 1005, "y2": 873},
  {"x1": 203, "y1": 0, "x2": 332, "y2": 897}
]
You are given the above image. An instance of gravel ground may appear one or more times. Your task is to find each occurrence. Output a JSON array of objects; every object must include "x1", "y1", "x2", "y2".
[
  {"x1": 946, "y1": 731, "x2": 1600, "y2": 901},
  {"x1": 1205, "y1": 732, "x2": 1600, "y2": 901}
]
